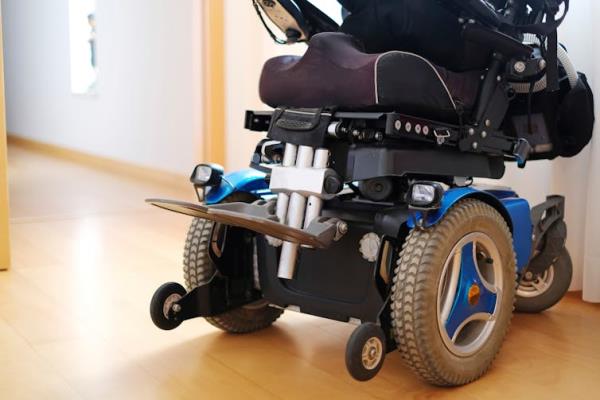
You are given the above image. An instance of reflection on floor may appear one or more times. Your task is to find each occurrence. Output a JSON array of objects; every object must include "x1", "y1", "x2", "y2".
[{"x1": 1, "y1": 143, "x2": 599, "y2": 399}]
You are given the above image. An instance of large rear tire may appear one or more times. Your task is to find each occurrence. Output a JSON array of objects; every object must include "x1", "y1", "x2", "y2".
[
  {"x1": 391, "y1": 199, "x2": 516, "y2": 386},
  {"x1": 183, "y1": 193, "x2": 283, "y2": 333}
]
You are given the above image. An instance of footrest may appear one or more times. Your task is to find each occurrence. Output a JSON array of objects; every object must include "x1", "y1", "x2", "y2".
[{"x1": 146, "y1": 199, "x2": 340, "y2": 248}]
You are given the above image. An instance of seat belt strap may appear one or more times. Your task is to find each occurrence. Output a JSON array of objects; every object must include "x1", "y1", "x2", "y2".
[{"x1": 546, "y1": 29, "x2": 560, "y2": 92}]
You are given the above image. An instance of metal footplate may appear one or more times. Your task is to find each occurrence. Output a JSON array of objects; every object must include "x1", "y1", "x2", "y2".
[
  {"x1": 146, "y1": 198, "x2": 342, "y2": 249},
  {"x1": 149, "y1": 143, "x2": 343, "y2": 281}
]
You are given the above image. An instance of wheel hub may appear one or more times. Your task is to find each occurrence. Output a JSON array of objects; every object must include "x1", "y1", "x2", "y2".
[
  {"x1": 361, "y1": 337, "x2": 383, "y2": 370},
  {"x1": 517, "y1": 266, "x2": 555, "y2": 298},
  {"x1": 437, "y1": 232, "x2": 503, "y2": 357},
  {"x1": 468, "y1": 284, "x2": 481, "y2": 306},
  {"x1": 163, "y1": 293, "x2": 183, "y2": 319}
]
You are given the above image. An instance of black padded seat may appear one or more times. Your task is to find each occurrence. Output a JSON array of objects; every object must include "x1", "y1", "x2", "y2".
[{"x1": 260, "y1": 33, "x2": 482, "y2": 121}]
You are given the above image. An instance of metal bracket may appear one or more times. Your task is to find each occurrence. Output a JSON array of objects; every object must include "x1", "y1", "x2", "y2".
[
  {"x1": 525, "y1": 195, "x2": 566, "y2": 276},
  {"x1": 170, "y1": 274, "x2": 262, "y2": 322}
]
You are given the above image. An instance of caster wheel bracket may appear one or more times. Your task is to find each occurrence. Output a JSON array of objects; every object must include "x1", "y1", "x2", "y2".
[{"x1": 170, "y1": 274, "x2": 262, "y2": 323}]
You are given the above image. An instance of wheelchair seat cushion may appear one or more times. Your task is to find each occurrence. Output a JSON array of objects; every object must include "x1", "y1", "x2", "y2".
[{"x1": 259, "y1": 33, "x2": 482, "y2": 121}]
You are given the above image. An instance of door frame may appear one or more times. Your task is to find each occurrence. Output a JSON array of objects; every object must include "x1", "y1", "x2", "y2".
[
  {"x1": 0, "y1": 4, "x2": 11, "y2": 271},
  {"x1": 201, "y1": 0, "x2": 226, "y2": 166}
]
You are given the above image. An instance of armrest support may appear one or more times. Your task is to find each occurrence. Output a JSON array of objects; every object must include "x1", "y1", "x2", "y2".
[{"x1": 463, "y1": 23, "x2": 533, "y2": 59}]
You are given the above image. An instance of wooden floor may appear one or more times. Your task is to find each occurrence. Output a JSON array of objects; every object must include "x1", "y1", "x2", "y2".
[{"x1": 2, "y1": 144, "x2": 599, "y2": 399}]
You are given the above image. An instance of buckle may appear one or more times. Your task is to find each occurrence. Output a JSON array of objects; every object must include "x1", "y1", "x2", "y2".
[
  {"x1": 513, "y1": 138, "x2": 532, "y2": 168},
  {"x1": 433, "y1": 129, "x2": 451, "y2": 145}
]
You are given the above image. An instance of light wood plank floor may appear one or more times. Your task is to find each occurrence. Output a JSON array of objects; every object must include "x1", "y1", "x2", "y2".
[{"x1": 2, "y1": 143, "x2": 600, "y2": 399}]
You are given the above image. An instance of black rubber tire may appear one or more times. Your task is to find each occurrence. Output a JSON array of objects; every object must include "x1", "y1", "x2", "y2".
[
  {"x1": 516, "y1": 248, "x2": 573, "y2": 313},
  {"x1": 390, "y1": 199, "x2": 517, "y2": 386},
  {"x1": 150, "y1": 282, "x2": 186, "y2": 331},
  {"x1": 183, "y1": 193, "x2": 283, "y2": 334},
  {"x1": 345, "y1": 323, "x2": 386, "y2": 381}
]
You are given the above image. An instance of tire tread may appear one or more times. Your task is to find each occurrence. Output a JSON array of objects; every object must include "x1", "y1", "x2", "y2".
[{"x1": 390, "y1": 199, "x2": 516, "y2": 386}]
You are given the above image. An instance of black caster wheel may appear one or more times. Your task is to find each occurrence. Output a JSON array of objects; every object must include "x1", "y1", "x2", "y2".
[
  {"x1": 150, "y1": 282, "x2": 186, "y2": 330},
  {"x1": 345, "y1": 323, "x2": 386, "y2": 381}
]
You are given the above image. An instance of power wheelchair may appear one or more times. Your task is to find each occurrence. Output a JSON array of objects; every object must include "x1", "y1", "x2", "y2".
[{"x1": 147, "y1": 0, "x2": 594, "y2": 385}]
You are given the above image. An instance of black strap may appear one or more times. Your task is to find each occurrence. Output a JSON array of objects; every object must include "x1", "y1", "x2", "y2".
[{"x1": 546, "y1": 29, "x2": 560, "y2": 91}]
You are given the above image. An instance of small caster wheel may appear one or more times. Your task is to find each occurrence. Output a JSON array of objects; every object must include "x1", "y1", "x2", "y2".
[
  {"x1": 345, "y1": 323, "x2": 386, "y2": 381},
  {"x1": 150, "y1": 282, "x2": 186, "y2": 330}
]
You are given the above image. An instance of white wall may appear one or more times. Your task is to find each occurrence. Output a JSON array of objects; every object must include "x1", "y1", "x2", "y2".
[{"x1": 2, "y1": 0, "x2": 203, "y2": 175}]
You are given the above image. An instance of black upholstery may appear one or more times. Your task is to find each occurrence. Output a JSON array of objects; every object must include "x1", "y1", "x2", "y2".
[{"x1": 260, "y1": 33, "x2": 482, "y2": 121}]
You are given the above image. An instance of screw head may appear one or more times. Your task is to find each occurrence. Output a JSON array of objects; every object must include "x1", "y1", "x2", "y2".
[
  {"x1": 337, "y1": 221, "x2": 349, "y2": 235},
  {"x1": 469, "y1": 128, "x2": 476, "y2": 136},
  {"x1": 472, "y1": 142, "x2": 479, "y2": 150},
  {"x1": 394, "y1": 120, "x2": 402, "y2": 131},
  {"x1": 514, "y1": 61, "x2": 526, "y2": 74},
  {"x1": 481, "y1": 131, "x2": 488, "y2": 138},
  {"x1": 525, "y1": 271, "x2": 534, "y2": 280}
]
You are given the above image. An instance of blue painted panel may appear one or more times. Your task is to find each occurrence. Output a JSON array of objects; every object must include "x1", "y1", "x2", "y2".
[
  {"x1": 205, "y1": 169, "x2": 268, "y2": 205},
  {"x1": 407, "y1": 187, "x2": 483, "y2": 228},
  {"x1": 500, "y1": 197, "x2": 532, "y2": 271},
  {"x1": 445, "y1": 242, "x2": 498, "y2": 340},
  {"x1": 407, "y1": 187, "x2": 532, "y2": 272}
]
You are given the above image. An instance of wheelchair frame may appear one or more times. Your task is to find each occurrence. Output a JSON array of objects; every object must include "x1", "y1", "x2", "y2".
[{"x1": 146, "y1": 0, "x2": 576, "y2": 385}]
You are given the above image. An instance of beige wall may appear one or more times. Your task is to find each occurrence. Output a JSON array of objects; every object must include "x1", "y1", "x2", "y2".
[{"x1": 223, "y1": 0, "x2": 304, "y2": 171}]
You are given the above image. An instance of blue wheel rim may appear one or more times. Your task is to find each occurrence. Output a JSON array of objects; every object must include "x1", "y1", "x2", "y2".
[{"x1": 437, "y1": 232, "x2": 503, "y2": 357}]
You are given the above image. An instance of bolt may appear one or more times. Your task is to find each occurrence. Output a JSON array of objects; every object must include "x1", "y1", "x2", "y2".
[
  {"x1": 337, "y1": 221, "x2": 348, "y2": 235},
  {"x1": 485, "y1": 119, "x2": 491, "y2": 127},
  {"x1": 472, "y1": 142, "x2": 479, "y2": 150},
  {"x1": 469, "y1": 128, "x2": 476, "y2": 136},
  {"x1": 525, "y1": 271, "x2": 534, "y2": 280},
  {"x1": 497, "y1": 75, "x2": 502, "y2": 82},
  {"x1": 172, "y1": 303, "x2": 182, "y2": 313},
  {"x1": 375, "y1": 132, "x2": 384, "y2": 141},
  {"x1": 394, "y1": 120, "x2": 402, "y2": 131},
  {"x1": 481, "y1": 131, "x2": 488, "y2": 138},
  {"x1": 514, "y1": 61, "x2": 526, "y2": 74},
  {"x1": 352, "y1": 130, "x2": 360, "y2": 137}
]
